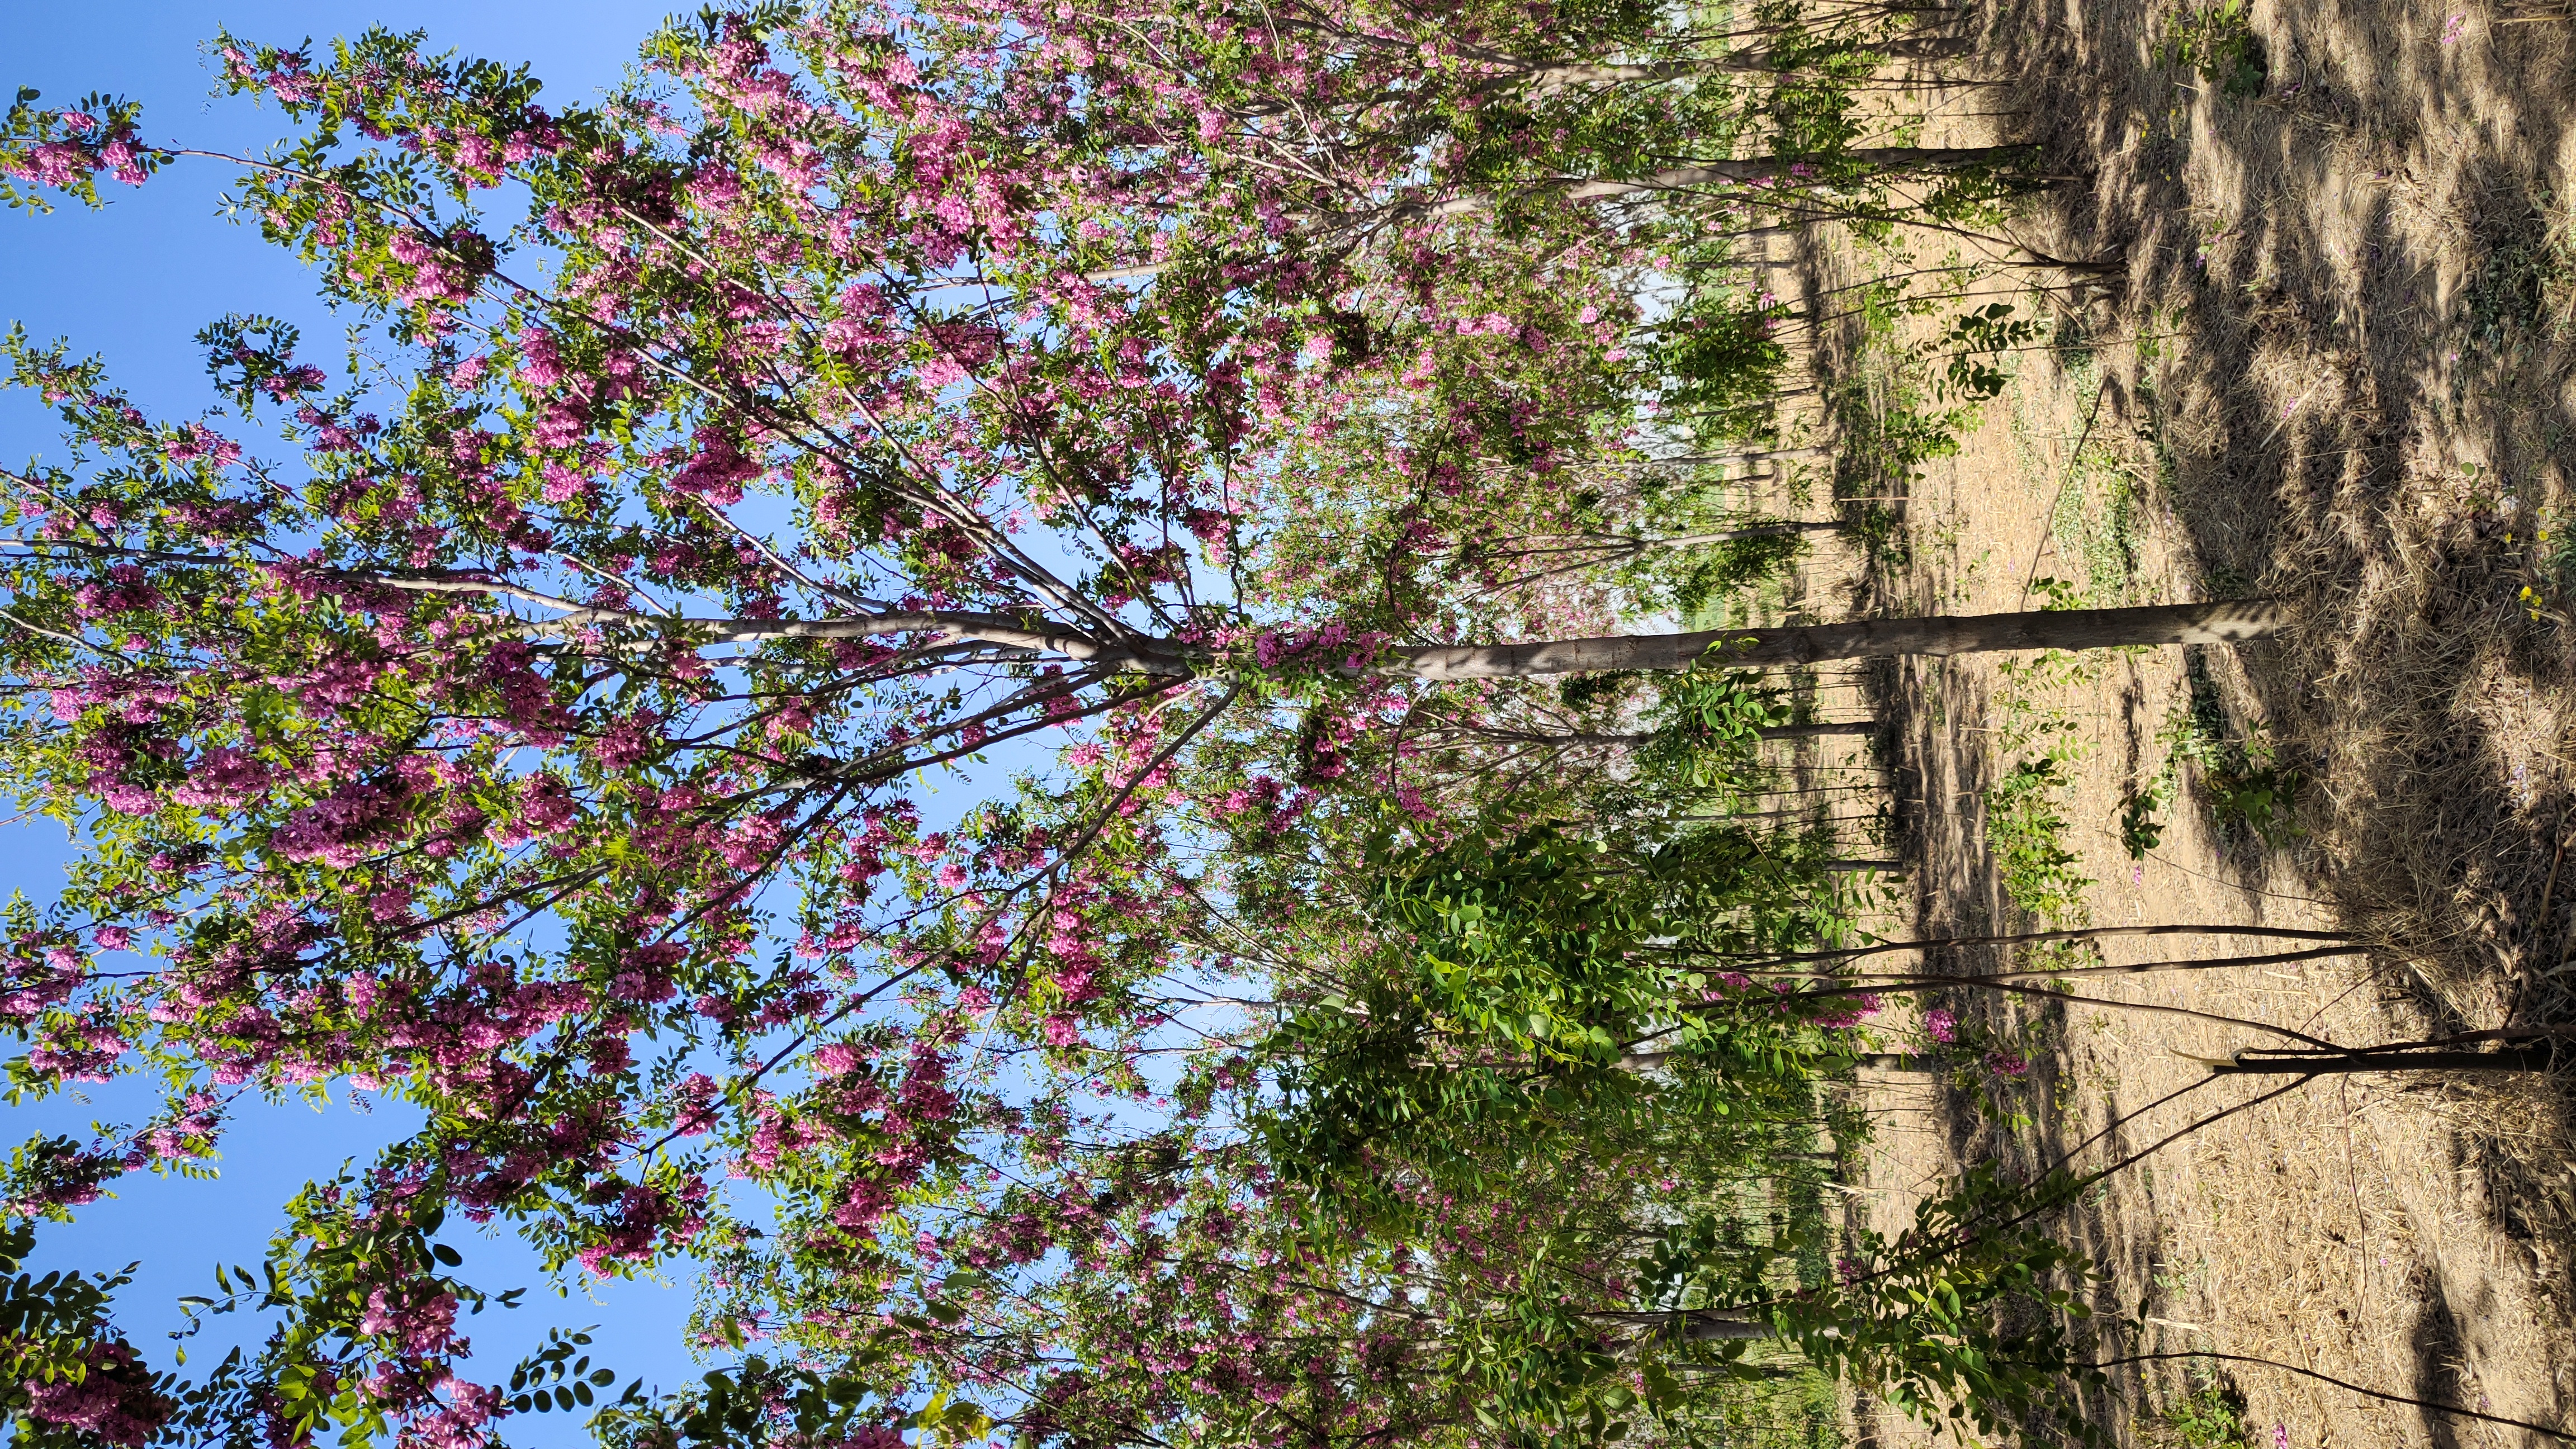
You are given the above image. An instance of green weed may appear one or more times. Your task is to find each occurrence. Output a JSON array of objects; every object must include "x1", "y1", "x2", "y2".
[
  {"x1": 1671, "y1": 532, "x2": 1813, "y2": 617},
  {"x1": 1987, "y1": 754, "x2": 2092, "y2": 925},
  {"x1": 2049, "y1": 466, "x2": 2143, "y2": 602},
  {"x1": 1982, "y1": 647, "x2": 2102, "y2": 918},
  {"x1": 2052, "y1": 311, "x2": 2100, "y2": 376},
  {"x1": 2007, "y1": 326, "x2": 2143, "y2": 604},
  {"x1": 2118, "y1": 785, "x2": 2167, "y2": 859},
  {"x1": 1831, "y1": 277, "x2": 1982, "y2": 555},
  {"x1": 2128, "y1": 659, "x2": 2304, "y2": 849},
  {"x1": 1993, "y1": 647, "x2": 2113, "y2": 750},
  {"x1": 2157, "y1": 1378, "x2": 2256, "y2": 1449},
  {"x1": 2199, "y1": 745, "x2": 2301, "y2": 842},
  {"x1": 1919, "y1": 992, "x2": 2057, "y2": 1130},
  {"x1": 2029, "y1": 574, "x2": 2086, "y2": 612},
  {"x1": 2464, "y1": 197, "x2": 2574, "y2": 349},
  {"x1": 1931, "y1": 301, "x2": 2044, "y2": 402},
  {"x1": 2157, "y1": 0, "x2": 2266, "y2": 97}
]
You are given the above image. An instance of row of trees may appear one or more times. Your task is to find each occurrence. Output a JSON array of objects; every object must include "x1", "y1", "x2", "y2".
[{"x1": 1, "y1": 4, "x2": 2548, "y2": 1449}]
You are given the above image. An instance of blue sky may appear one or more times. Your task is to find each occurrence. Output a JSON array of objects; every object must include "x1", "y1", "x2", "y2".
[{"x1": 3, "y1": 2, "x2": 711, "y2": 1433}]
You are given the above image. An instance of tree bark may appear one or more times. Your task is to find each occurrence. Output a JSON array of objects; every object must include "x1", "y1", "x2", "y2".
[
  {"x1": 1853, "y1": 1053, "x2": 1938, "y2": 1073},
  {"x1": 1623, "y1": 445, "x2": 1831, "y2": 467},
  {"x1": 1538, "y1": 720, "x2": 1874, "y2": 746},
  {"x1": 1621, "y1": 1050, "x2": 1935, "y2": 1073},
  {"x1": 2205, "y1": 1045, "x2": 2560, "y2": 1075},
  {"x1": 437, "y1": 583, "x2": 2290, "y2": 685},
  {"x1": 1760, "y1": 721, "x2": 1874, "y2": 740},
  {"x1": 1608, "y1": 1309, "x2": 1778, "y2": 1341},
  {"x1": 1682, "y1": 1314, "x2": 1778, "y2": 1342},
  {"x1": 1381, "y1": 600, "x2": 2291, "y2": 680},
  {"x1": 1637, "y1": 522, "x2": 1847, "y2": 548},
  {"x1": 1504, "y1": 37, "x2": 1974, "y2": 97},
  {"x1": 1427, "y1": 146, "x2": 2036, "y2": 216}
]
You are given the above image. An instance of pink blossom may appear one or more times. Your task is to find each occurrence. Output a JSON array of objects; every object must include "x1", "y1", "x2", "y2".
[{"x1": 18, "y1": 1341, "x2": 169, "y2": 1446}]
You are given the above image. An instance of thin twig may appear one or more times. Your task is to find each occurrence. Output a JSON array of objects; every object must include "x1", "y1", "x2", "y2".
[{"x1": 2097, "y1": 1352, "x2": 2576, "y2": 1442}]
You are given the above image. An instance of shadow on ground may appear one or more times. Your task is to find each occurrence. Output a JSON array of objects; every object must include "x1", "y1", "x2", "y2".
[{"x1": 1838, "y1": 0, "x2": 2576, "y2": 1434}]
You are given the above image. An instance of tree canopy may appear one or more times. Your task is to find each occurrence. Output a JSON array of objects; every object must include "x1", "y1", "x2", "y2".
[{"x1": 0, "y1": 7, "x2": 2277, "y2": 1449}]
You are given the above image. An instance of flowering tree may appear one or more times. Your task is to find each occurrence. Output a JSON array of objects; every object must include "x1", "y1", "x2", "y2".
[
  {"x1": 896, "y1": 0, "x2": 2040, "y2": 262},
  {"x1": 0, "y1": 9, "x2": 2291, "y2": 1449}
]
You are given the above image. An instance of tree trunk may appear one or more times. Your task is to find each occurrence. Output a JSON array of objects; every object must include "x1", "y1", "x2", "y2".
[
  {"x1": 1853, "y1": 1053, "x2": 1938, "y2": 1072},
  {"x1": 1561, "y1": 147, "x2": 2029, "y2": 197},
  {"x1": 542, "y1": 600, "x2": 2290, "y2": 683},
  {"x1": 1381, "y1": 600, "x2": 2290, "y2": 680},
  {"x1": 1622, "y1": 1050, "x2": 1935, "y2": 1073},
  {"x1": 1514, "y1": 56, "x2": 1771, "y2": 94},
  {"x1": 1763, "y1": 721, "x2": 1874, "y2": 739},
  {"x1": 1683, "y1": 1314, "x2": 1778, "y2": 1341},
  {"x1": 1639, "y1": 522, "x2": 1847, "y2": 548},
  {"x1": 1549, "y1": 720, "x2": 1874, "y2": 746},
  {"x1": 1507, "y1": 38, "x2": 1973, "y2": 97},
  {"x1": 1428, "y1": 146, "x2": 2037, "y2": 216},
  {"x1": 2206, "y1": 1045, "x2": 2560, "y2": 1075},
  {"x1": 1632, "y1": 445, "x2": 1831, "y2": 467},
  {"x1": 1617, "y1": 1309, "x2": 1780, "y2": 1341}
]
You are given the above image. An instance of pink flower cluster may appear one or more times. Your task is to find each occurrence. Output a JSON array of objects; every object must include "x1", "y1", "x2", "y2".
[
  {"x1": 18, "y1": 1340, "x2": 172, "y2": 1447},
  {"x1": 2, "y1": 107, "x2": 152, "y2": 195},
  {"x1": 1249, "y1": 621, "x2": 1386, "y2": 674}
]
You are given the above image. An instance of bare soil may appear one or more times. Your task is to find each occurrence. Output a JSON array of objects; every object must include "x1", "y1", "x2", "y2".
[{"x1": 1799, "y1": 0, "x2": 2576, "y2": 1439}]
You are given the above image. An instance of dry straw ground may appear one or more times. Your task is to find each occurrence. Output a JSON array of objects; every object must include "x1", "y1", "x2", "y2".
[{"x1": 1791, "y1": 0, "x2": 2576, "y2": 1439}]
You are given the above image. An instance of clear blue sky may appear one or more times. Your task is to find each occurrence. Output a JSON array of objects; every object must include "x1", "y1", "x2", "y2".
[{"x1": 3, "y1": 3, "x2": 709, "y2": 1433}]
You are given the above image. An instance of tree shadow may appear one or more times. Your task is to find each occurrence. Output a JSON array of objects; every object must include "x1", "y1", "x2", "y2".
[{"x1": 1967, "y1": 0, "x2": 2576, "y2": 1417}]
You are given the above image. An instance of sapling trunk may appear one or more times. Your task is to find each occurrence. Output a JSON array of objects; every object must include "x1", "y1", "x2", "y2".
[
  {"x1": 1621, "y1": 1050, "x2": 1936, "y2": 1074},
  {"x1": 2204, "y1": 1045, "x2": 2562, "y2": 1074},
  {"x1": 1664, "y1": 445, "x2": 1831, "y2": 465},
  {"x1": 1853, "y1": 1053, "x2": 1939, "y2": 1073},
  {"x1": 1732, "y1": 921, "x2": 2352, "y2": 970},
  {"x1": 1761, "y1": 720, "x2": 1876, "y2": 739},
  {"x1": 1632, "y1": 522, "x2": 1848, "y2": 548},
  {"x1": 1607, "y1": 1310, "x2": 1777, "y2": 1341},
  {"x1": 1505, "y1": 35, "x2": 1972, "y2": 95},
  {"x1": 1683, "y1": 1315, "x2": 1778, "y2": 1341},
  {"x1": 1422, "y1": 149, "x2": 2038, "y2": 217},
  {"x1": 1539, "y1": 720, "x2": 1876, "y2": 746}
]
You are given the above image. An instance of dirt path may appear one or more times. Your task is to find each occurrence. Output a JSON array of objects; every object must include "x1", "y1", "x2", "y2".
[{"x1": 1815, "y1": 0, "x2": 2576, "y2": 1439}]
